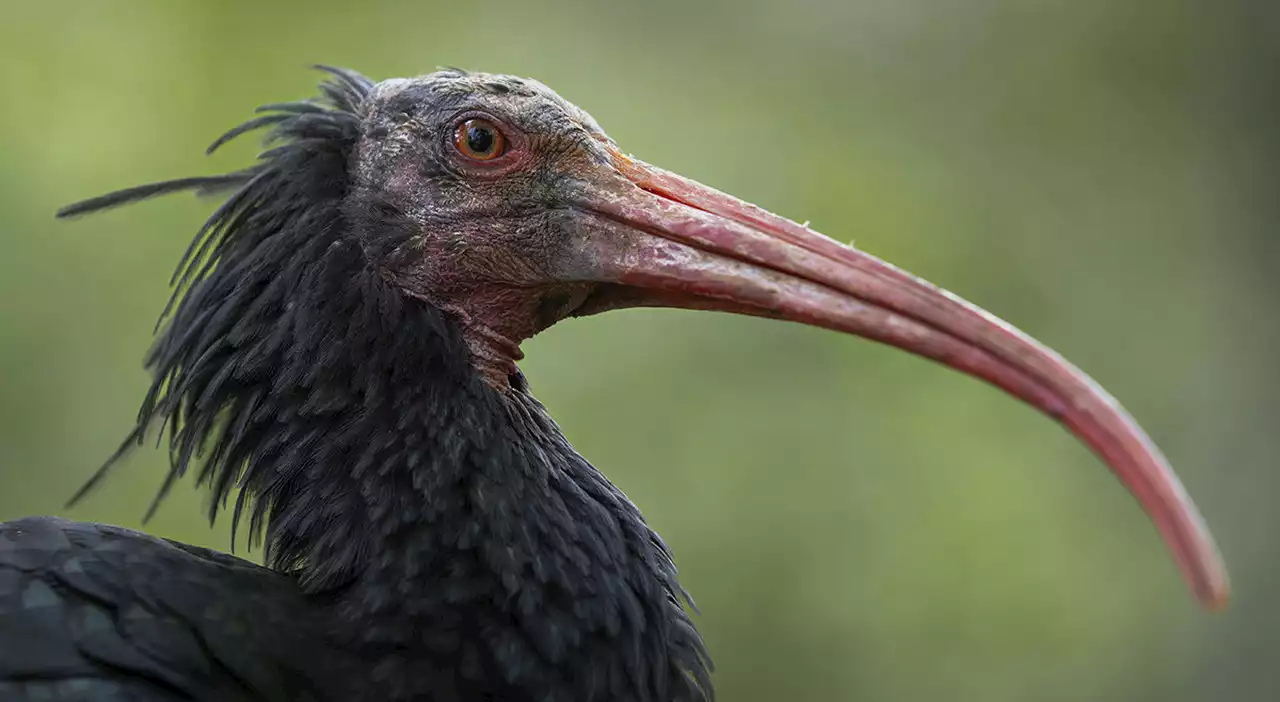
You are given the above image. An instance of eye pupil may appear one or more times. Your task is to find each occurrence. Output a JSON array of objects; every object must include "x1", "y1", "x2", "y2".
[
  {"x1": 466, "y1": 124, "x2": 494, "y2": 154},
  {"x1": 454, "y1": 118, "x2": 506, "y2": 161}
]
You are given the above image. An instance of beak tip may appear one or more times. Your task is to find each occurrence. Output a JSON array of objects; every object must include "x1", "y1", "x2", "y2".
[
  {"x1": 1185, "y1": 543, "x2": 1230, "y2": 611},
  {"x1": 1201, "y1": 573, "x2": 1231, "y2": 612}
]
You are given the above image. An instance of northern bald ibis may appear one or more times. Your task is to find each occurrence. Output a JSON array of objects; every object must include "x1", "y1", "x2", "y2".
[{"x1": 0, "y1": 67, "x2": 1227, "y2": 702}]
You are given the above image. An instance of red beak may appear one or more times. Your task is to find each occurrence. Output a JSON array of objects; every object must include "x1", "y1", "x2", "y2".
[{"x1": 567, "y1": 147, "x2": 1229, "y2": 610}]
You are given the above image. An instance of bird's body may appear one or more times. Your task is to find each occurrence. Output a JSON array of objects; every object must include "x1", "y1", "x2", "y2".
[
  {"x1": 0, "y1": 66, "x2": 1226, "y2": 701},
  {"x1": 0, "y1": 517, "x2": 351, "y2": 701},
  {"x1": 1, "y1": 368, "x2": 703, "y2": 701}
]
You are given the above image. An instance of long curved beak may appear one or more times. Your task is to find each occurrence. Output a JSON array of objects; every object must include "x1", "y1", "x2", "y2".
[{"x1": 567, "y1": 147, "x2": 1228, "y2": 610}]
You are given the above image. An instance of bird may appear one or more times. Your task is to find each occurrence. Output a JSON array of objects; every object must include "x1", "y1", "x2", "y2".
[{"x1": 0, "y1": 65, "x2": 1229, "y2": 702}]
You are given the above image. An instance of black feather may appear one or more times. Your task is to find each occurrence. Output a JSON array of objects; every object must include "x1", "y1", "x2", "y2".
[{"x1": 56, "y1": 175, "x2": 249, "y2": 218}]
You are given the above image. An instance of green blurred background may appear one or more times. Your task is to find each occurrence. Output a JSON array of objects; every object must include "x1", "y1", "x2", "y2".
[{"x1": 1, "y1": 1, "x2": 1276, "y2": 699}]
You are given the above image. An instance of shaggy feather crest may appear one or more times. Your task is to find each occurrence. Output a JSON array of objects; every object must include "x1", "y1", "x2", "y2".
[{"x1": 61, "y1": 66, "x2": 377, "y2": 568}]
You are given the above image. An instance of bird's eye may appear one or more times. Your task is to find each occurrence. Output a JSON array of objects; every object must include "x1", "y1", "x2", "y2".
[{"x1": 453, "y1": 118, "x2": 506, "y2": 161}]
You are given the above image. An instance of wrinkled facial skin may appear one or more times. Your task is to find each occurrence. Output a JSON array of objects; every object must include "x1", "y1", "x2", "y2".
[{"x1": 348, "y1": 72, "x2": 623, "y2": 379}]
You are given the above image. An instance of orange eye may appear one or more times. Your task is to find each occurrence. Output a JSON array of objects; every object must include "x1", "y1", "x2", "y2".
[{"x1": 453, "y1": 118, "x2": 506, "y2": 161}]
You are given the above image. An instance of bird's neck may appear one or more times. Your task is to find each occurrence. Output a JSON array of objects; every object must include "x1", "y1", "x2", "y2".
[
  {"x1": 332, "y1": 376, "x2": 706, "y2": 699},
  {"x1": 248, "y1": 252, "x2": 708, "y2": 700}
]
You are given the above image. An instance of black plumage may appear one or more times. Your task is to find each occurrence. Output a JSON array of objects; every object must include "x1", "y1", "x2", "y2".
[{"x1": 2, "y1": 67, "x2": 709, "y2": 702}]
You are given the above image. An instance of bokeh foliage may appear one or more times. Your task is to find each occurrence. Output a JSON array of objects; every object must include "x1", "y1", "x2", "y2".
[{"x1": 1, "y1": 1, "x2": 1276, "y2": 699}]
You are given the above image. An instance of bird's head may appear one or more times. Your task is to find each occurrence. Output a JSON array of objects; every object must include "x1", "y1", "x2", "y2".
[
  {"x1": 342, "y1": 71, "x2": 631, "y2": 378},
  {"x1": 61, "y1": 67, "x2": 1228, "y2": 611}
]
